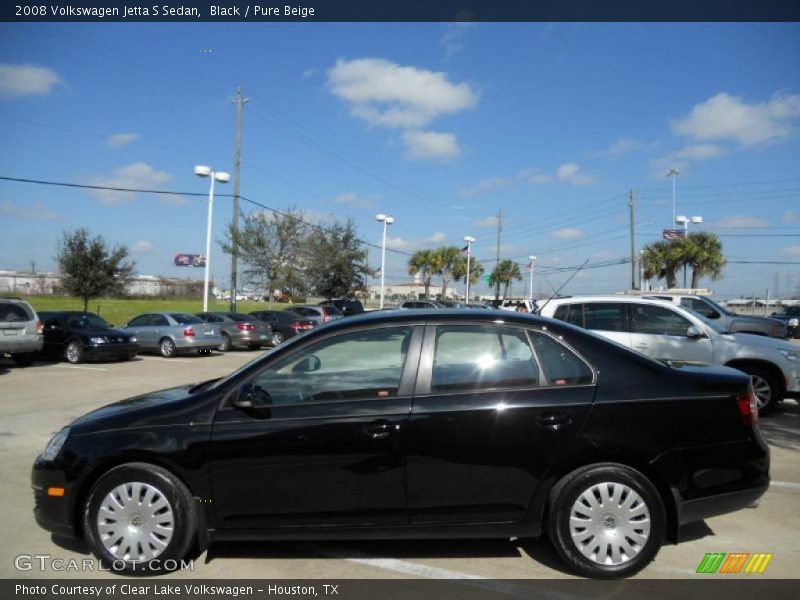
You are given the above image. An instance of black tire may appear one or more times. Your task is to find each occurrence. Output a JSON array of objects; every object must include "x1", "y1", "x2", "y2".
[
  {"x1": 547, "y1": 463, "x2": 665, "y2": 579},
  {"x1": 64, "y1": 340, "x2": 83, "y2": 364},
  {"x1": 12, "y1": 353, "x2": 35, "y2": 367},
  {"x1": 217, "y1": 333, "x2": 232, "y2": 352},
  {"x1": 159, "y1": 337, "x2": 177, "y2": 358},
  {"x1": 271, "y1": 331, "x2": 285, "y2": 346},
  {"x1": 82, "y1": 463, "x2": 197, "y2": 575},
  {"x1": 741, "y1": 365, "x2": 782, "y2": 416},
  {"x1": 248, "y1": 343, "x2": 262, "y2": 350}
]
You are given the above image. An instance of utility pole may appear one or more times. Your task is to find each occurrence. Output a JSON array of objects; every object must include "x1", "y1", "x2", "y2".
[
  {"x1": 229, "y1": 86, "x2": 248, "y2": 312},
  {"x1": 629, "y1": 190, "x2": 636, "y2": 290},
  {"x1": 494, "y1": 209, "x2": 502, "y2": 300}
]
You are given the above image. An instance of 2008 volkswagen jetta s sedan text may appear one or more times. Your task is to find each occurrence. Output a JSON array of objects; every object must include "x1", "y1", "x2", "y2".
[{"x1": 32, "y1": 310, "x2": 769, "y2": 578}]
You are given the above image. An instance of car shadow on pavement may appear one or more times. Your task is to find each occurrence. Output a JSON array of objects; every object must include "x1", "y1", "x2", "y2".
[
  {"x1": 50, "y1": 535, "x2": 90, "y2": 555},
  {"x1": 758, "y1": 400, "x2": 800, "y2": 452}
]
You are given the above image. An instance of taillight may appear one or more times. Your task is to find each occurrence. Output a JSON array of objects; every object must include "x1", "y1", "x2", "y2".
[
  {"x1": 290, "y1": 321, "x2": 313, "y2": 331},
  {"x1": 737, "y1": 386, "x2": 759, "y2": 426},
  {"x1": 36, "y1": 320, "x2": 44, "y2": 335},
  {"x1": 183, "y1": 327, "x2": 196, "y2": 337},
  {"x1": 236, "y1": 323, "x2": 255, "y2": 331}
]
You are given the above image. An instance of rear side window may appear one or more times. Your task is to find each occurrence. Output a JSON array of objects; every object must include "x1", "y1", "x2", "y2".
[
  {"x1": 553, "y1": 305, "x2": 569, "y2": 322},
  {"x1": 0, "y1": 302, "x2": 34, "y2": 322},
  {"x1": 432, "y1": 325, "x2": 540, "y2": 392},
  {"x1": 529, "y1": 333, "x2": 594, "y2": 386},
  {"x1": 583, "y1": 303, "x2": 626, "y2": 332},
  {"x1": 630, "y1": 303, "x2": 693, "y2": 336},
  {"x1": 150, "y1": 315, "x2": 169, "y2": 326},
  {"x1": 169, "y1": 313, "x2": 203, "y2": 325}
]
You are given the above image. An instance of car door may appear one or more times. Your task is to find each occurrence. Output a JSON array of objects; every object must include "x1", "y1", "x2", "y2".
[
  {"x1": 42, "y1": 315, "x2": 66, "y2": 356},
  {"x1": 126, "y1": 314, "x2": 155, "y2": 349},
  {"x1": 406, "y1": 323, "x2": 596, "y2": 525},
  {"x1": 628, "y1": 302, "x2": 714, "y2": 365},
  {"x1": 209, "y1": 324, "x2": 423, "y2": 529}
]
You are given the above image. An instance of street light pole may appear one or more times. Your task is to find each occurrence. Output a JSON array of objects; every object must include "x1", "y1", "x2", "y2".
[
  {"x1": 195, "y1": 166, "x2": 230, "y2": 312},
  {"x1": 528, "y1": 255, "x2": 536, "y2": 302},
  {"x1": 667, "y1": 168, "x2": 680, "y2": 227},
  {"x1": 464, "y1": 236, "x2": 475, "y2": 304},
  {"x1": 376, "y1": 214, "x2": 394, "y2": 309}
]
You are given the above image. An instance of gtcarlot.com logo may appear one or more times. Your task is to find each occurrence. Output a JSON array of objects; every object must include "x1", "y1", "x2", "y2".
[{"x1": 696, "y1": 552, "x2": 773, "y2": 574}]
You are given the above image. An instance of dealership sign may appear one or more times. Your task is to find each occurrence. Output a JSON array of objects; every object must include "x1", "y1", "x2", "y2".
[{"x1": 174, "y1": 253, "x2": 206, "y2": 267}]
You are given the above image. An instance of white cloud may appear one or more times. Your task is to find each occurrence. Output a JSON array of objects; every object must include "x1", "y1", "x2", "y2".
[
  {"x1": 131, "y1": 241, "x2": 155, "y2": 253},
  {"x1": 87, "y1": 162, "x2": 172, "y2": 204},
  {"x1": 0, "y1": 200, "x2": 59, "y2": 220},
  {"x1": 385, "y1": 231, "x2": 447, "y2": 250},
  {"x1": 441, "y1": 23, "x2": 474, "y2": 60},
  {"x1": 780, "y1": 246, "x2": 800, "y2": 258},
  {"x1": 332, "y1": 192, "x2": 377, "y2": 209},
  {"x1": 517, "y1": 167, "x2": 552, "y2": 184},
  {"x1": 402, "y1": 130, "x2": 460, "y2": 161},
  {"x1": 590, "y1": 137, "x2": 659, "y2": 160},
  {"x1": 555, "y1": 163, "x2": 595, "y2": 185},
  {"x1": 672, "y1": 92, "x2": 800, "y2": 147},
  {"x1": 715, "y1": 215, "x2": 771, "y2": 229},
  {"x1": 302, "y1": 67, "x2": 319, "y2": 78},
  {"x1": 0, "y1": 63, "x2": 61, "y2": 99},
  {"x1": 651, "y1": 144, "x2": 726, "y2": 174},
  {"x1": 472, "y1": 215, "x2": 500, "y2": 228},
  {"x1": 458, "y1": 177, "x2": 510, "y2": 196},
  {"x1": 327, "y1": 58, "x2": 478, "y2": 129},
  {"x1": 106, "y1": 133, "x2": 139, "y2": 147},
  {"x1": 551, "y1": 228, "x2": 585, "y2": 240}
]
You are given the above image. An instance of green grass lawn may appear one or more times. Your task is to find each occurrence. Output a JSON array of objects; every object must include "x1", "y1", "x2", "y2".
[{"x1": 25, "y1": 296, "x2": 287, "y2": 326}]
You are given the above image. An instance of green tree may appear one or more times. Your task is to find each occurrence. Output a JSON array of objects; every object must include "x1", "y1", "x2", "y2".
[
  {"x1": 407, "y1": 249, "x2": 437, "y2": 299},
  {"x1": 641, "y1": 239, "x2": 682, "y2": 288},
  {"x1": 222, "y1": 207, "x2": 308, "y2": 302},
  {"x1": 433, "y1": 246, "x2": 462, "y2": 299},
  {"x1": 488, "y1": 259, "x2": 522, "y2": 299},
  {"x1": 304, "y1": 219, "x2": 369, "y2": 299},
  {"x1": 681, "y1": 231, "x2": 726, "y2": 289},
  {"x1": 55, "y1": 228, "x2": 135, "y2": 311},
  {"x1": 451, "y1": 254, "x2": 485, "y2": 297}
]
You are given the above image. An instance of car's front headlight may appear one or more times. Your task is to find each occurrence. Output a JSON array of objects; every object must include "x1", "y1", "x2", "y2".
[
  {"x1": 89, "y1": 336, "x2": 107, "y2": 344},
  {"x1": 789, "y1": 318, "x2": 799, "y2": 327},
  {"x1": 41, "y1": 428, "x2": 70, "y2": 461},
  {"x1": 779, "y1": 349, "x2": 799, "y2": 363},
  {"x1": 129, "y1": 336, "x2": 138, "y2": 343}
]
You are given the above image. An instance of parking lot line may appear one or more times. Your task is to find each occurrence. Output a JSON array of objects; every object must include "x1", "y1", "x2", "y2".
[
  {"x1": 53, "y1": 365, "x2": 108, "y2": 372},
  {"x1": 770, "y1": 480, "x2": 800, "y2": 490},
  {"x1": 137, "y1": 356, "x2": 195, "y2": 363}
]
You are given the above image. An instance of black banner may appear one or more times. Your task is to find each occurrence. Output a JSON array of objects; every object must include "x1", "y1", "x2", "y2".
[{"x1": 3, "y1": 1, "x2": 800, "y2": 23}]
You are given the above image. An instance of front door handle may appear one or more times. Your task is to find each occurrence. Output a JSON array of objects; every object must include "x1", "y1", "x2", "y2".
[
  {"x1": 365, "y1": 419, "x2": 399, "y2": 439},
  {"x1": 537, "y1": 411, "x2": 571, "y2": 431}
]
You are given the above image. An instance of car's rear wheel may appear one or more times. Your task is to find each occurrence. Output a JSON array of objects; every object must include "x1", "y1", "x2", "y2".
[
  {"x1": 271, "y1": 331, "x2": 285, "y2": 346},
  {"x1": 743, "y1": 366, "x2": 782, "y2": 415},
  {"x1": 217, "y1": 333, "x2": 232, "y2": 352},
  {"x1": 159, "y1": 337, "x2": 177, "y2": 358},
  {"x1": 64, "y1": 341, "x2": 83, "y2": 364},
  {"x1": 547, "y1": 463, "x2": 665, "y2": 579},
  {"x1": 83, "y1": 463, "x2": 197, "y2": 574}
]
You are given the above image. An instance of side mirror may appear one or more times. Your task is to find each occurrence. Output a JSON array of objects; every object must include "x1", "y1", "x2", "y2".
[
  {"x1": 707, "y1": 310, "x2": 720, "y2": 319},
  {"x1": 687, "y1": 325, "x2": 705, "y2": 339},
  {"x1": 233, "y1": 382, "x2": 271, "y2": 409},
  {"x1": 292, "y1": 355, "x2": 321, "y2": 374}
]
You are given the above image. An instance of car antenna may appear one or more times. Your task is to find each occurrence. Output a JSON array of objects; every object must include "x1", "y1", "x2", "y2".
[{"x1": 536, "y1": 259, "x2": 590, "y2": 315}]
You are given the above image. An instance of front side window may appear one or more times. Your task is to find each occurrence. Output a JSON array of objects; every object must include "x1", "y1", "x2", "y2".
[
  {"x1": 630, "y1": 303, "x2": 693, "y2": 336},
  {"x1": 431, "y1": 325, "x2": 539, "y2": 392},
  {"x1": 127, "y1": 315, "x2": 151, "y2": 327},
  {"x1": 150, "y1": 315, "x2": 169, "y2": 327},
  {"x1": 250, "y1": 326, "x2": 413, "y2": 405}
]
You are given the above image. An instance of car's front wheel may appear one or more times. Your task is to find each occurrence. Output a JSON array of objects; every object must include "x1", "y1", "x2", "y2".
[
  {"x1": 547, "y1": 463, "x2": 665, "y2": 579},
  {"x1": 159, "y1": 337, "x2": 177, "y2": 358},
  {"x1": 217, "y1": 333, "x2": 232, "y2": 352},
  {"x1": 64, "y1": 341, "x2": 83, "y2": 364},
  {"x1": 82, "y1": 463, "x2": 197, "y2": 575}
]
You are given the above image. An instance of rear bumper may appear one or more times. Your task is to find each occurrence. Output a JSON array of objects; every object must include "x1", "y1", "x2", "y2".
[
  {"x1": 174, "y1": 336, "x2": 223, "y2": 351},
  {"x1": 0, "y1": 337, "x2": 43, "y2": 354},
  {"x1": 679, "y1": 482, "x2": 768, "y2": 525}
]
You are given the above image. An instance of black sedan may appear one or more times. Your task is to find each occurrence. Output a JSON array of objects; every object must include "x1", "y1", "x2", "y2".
[
  {"x1": 37, "y1": 311, "x2": 138, "y2": 364},
  {"x1": 248, "y1": 310, "x2": 316, "y2": 345},
  {"x1": 32, "y1": 310, "x2": 768, "y2": 578}
]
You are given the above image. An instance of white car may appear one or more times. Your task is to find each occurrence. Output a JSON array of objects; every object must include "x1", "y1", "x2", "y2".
[{"x1": 539, "y1": 295, "x2": 800, "y2": 414}]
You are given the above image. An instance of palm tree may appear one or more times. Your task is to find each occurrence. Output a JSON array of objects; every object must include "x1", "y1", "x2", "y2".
[
  {"x1": 641, "y1": 240, "x2": 682, "y2": 288},
  {"x1": 489, "y1": 259, "x2": 522, "y2": 299},
  {"x1": 452, "y1": 255, "x2": 485, "y2": 300},
  {"x1": 433, "y1": 246, "x2": 462, "y2": 299},
  {"x1": 407, "y1": 249, "x2": 437, "y2": 299},
  {"x1": 681, "y1": 231, "x2": 726, "y2": 288}
]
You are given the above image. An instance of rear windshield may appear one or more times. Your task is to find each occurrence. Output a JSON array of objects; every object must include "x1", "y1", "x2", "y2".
[
  {"x1": 0, "y1": 302, "x2": 34, "y2": 322},
  {"x1": 324, "y1": 306, "x2": 343, "y2": 315},
  {"x1": 227, "y1": 313, "x2": 254, "y2": 322},
  {"x1": 169, "y1": 313, "x2": 203, "y2": 325}
]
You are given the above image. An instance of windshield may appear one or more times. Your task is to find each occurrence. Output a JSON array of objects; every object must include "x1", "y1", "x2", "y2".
[
  {"x1": 65, "y1": 313, "x2": 111, "y2": 329},
  {"x1": 688, "y1": 311, "x2": 727, "y2": 334},
  {"x1": 702, "y1": 297, "x2": 733, "y2": 317}
]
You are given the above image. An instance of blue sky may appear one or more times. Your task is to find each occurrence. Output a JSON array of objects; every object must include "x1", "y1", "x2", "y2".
[{"x1": 1, "y1": 22, "x2": 799, "y2": 299}]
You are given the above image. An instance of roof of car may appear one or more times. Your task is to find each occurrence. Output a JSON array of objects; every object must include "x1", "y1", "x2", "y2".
[{"x1": 542, "y1": 295, "x2": 674, "y2": 305}]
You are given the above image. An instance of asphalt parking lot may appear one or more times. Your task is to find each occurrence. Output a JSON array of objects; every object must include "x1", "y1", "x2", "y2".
[{"x1": 1, "y1": 347, "x2": 799, "y2": 581}]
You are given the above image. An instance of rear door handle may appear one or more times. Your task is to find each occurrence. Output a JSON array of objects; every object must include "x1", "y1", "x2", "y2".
[
  {"x1": 365, "y1": 419, "x2": 399, "y2": 439},
  {"x1": 537, "y1": 412, "x2": 571, "y2": 431}
]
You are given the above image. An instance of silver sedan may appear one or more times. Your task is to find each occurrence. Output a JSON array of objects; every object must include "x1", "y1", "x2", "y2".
[{"x1": 121, "y1": 312, "x2": 223, "y2": 357}]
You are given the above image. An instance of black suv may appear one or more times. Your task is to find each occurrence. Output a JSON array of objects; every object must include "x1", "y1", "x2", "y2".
[{"x1": 319, "y1": 298, "x2": 364, "y2": 317}]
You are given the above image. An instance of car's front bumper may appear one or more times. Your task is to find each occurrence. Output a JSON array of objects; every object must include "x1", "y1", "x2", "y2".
[
  {"x1": 32, "y1": 458, "x2": 80, "y2": 539},
  {"x1": 83, "y1": 342, "x2": 138, "y2": 361}
]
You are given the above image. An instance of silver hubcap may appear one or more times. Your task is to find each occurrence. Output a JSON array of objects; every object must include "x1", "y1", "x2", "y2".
[
  {"x1": 96, "y1": 482, "x2": 175, "y2": 562},
  {"x1": 66, "y1": 344, "x2": 79, "y2": 362},
  {"x1": 749, "y1": 375, "x2": 772, "y2": 409},
  {"x1": 272, "y1": 333, "x2": 283, "y2": 345},
  {"x1": 569, "y1": 482, "x2": 651, "y2": 566},
  {"x1": 162, "y1": 340, "x2": 174, "y2": 356}
]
